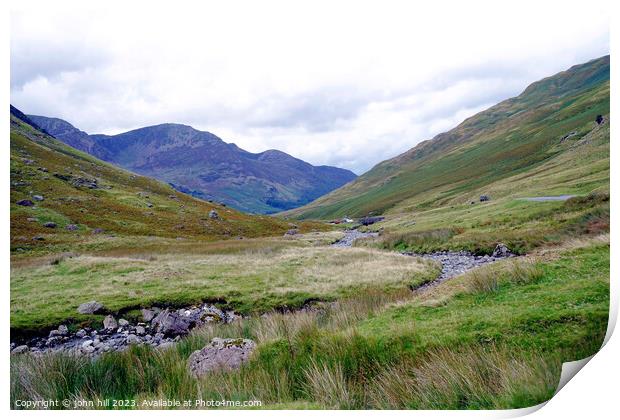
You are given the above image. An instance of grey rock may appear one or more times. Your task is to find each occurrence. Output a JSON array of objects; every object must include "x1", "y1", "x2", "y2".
[
  {"x1": 151, "y1": 309, "x2": 191, "y2": 335},
  {"x1": 284, "y1": 229, "x2": 299, "y2": 236},
  {"x1": 141, "y1": 309, "x2": 155, "y2": 322},
  {"x1": 82, "y1": 340, "x2": 94, "y2": 348},
  {"x1": 77, "y1": 301, "x2": 104, "y2": 314},
  {"x1": 65, "y1": 224, "x2": 79, "y2": 231},
  {"x1": 43, "y1": 222, "x2": 57, "y2": 228},
  {"x1": 188, "y1": 338, "x2": 256, "y2": 377},
  {"x1": 103, "y1": 315, "x2": 118, "y2": 330},
  {"x1": 126, "y1": 334, "x2": 140, "y2": 345},
  {"x1": 12, "y1": 345, "x2": 29, "y2": 354},
  {"x1": 76, "y1": 329, "x2": 86, "y2": 338},
  {"x1": 135, "y1": 325, "x2": 146, "y2": 335},
  {"x1": 16, "y1": 199, "x2": 34, "y2": 207},
  {"x1": 208, "y1": 209, "x2": 219, "y2": 219},
  {"x1": 492, "y1": 243, "x2": 513, "y2": 258},
  {"x1": 479, "y1": 195, "x2": 491, "y2": 202},
  {"x1": 32, "y1": 195, "x2": 44, "y2": 201},
  {"x1": 118, "y1": 319, "x2": 129, "y2": 327}
]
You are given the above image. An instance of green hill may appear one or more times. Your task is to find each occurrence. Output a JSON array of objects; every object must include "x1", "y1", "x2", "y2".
[
  {"x1": 283, "y1": 56, "x2": 609, "y2": 220},
  {"x1": 10, "y1": 107, "x2": 319, "y2": 258}
]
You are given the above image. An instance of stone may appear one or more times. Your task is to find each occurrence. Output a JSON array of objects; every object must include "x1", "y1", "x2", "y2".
[
  {"x1": 32, "y1": 195, "x2": 44, "y2": 201},
  {"x1": 33, "y1": 236, "x2": 45, "y2": 241},
  {"x1": 479, "y1": 195, "x2": 491, "y2": 202},
  {"x1": 77, "y1": 301, "x2": 104, "y2": 314},
  {"x1": 43, "y1": 222, "x2": 57, "y2": 228},
  {"x1": 141, "y1": 308, "x2": 155, "y2": 322},
  {"x1": 103, "y1": 315, "x2": 118, "y2": 330},
  {"x1": 65, "y1": 224, "x2": 79, "y2": 231},
  {"x1": 135, "y1": 325, "x2": 146, "y2": 335},
  {"x1": 208, "y1": 209, "x2": 219, "y2": 219},
  {"x1": 126, "y1": 334, "x2": 140, "y2": 345},
  {"x1": 82, "y1": 340, "x2": 94, "y2": 348},
  {"x1": 492, "y1": 243, "x2": 513, "y2": 258},
  {"x1": 118, "y1": 318, "x2": 129, "y2": 327},
  {"x1": 188, "y1": 338, "x2": 256, "y2": 377},
  {"x1": 284, "y1": 229, "x2": 299, "y2": 236},
  {"x1": 596, "y1": 114, "x2": 604, "y2": 125},
  {"x1": 76, "y1": 329, "x2": 86, "y2": 338},
  {"x1": 151, "y1": 309, "x2": 191, "y2": 335},
  {"x1": 12, "y1": 345, "x2": 29, "y2": 354},
  {"x1": 16, "y1": 199, "x2": 34, "y2": 207}
]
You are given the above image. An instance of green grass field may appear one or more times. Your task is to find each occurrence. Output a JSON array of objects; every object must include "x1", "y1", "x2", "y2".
[{"x1": 10, "y1": 238, "x2": 608, "y2": 409}]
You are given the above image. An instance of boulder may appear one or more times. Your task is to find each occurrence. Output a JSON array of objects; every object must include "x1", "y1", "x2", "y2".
[
  {"x1": 103, "y1": 315, "x2": 118, "y2": 330},
  {"x1": 135, "y1": 325, "x2": 146, "y2": 335},
  {"x1": 188, "y1": 338, "x2": 256, "y2": 377},
  {"x1": 11, "y1": 345, "x2": 29, "y2": 354},
  {"x1": 65, "y1": 224, "x2": 79, "y2": 231},
  {"x1": 32, "y1": 195, "x2": 44, "y2": 201},
  {"x1": 492, "y1": 243, "x2": 512, "y2": 258},
  {"x1": 43, "y1": 222, "x2": 57, "y2": 228},
  {"x1": 479, "y1": 195, "x2": 491, "y2": 202},
  {"x1": 126, "y1": 334, "x2": 140, "y2": 345},
  {"x1": 141, "y1": 308, "x2": 156, "y2": 322},
  {"x1": 208, "y1": 210, "x2": 219, "y2": 219},
  {"x1": 16, "y1": 199, "x2": 34, "y2": 207},
  {"x1": 77, "y1": 301, "x2": 105, "y2": 314},
  {"x1": 151, "y1": 309, "x2": 191, "y2": 335},
  {"x1": 284, "y1": 229, "x2": 299, "y2": 236},
  {"x1": 118, "y1": 318, "x2": 129, "y2": 327}
]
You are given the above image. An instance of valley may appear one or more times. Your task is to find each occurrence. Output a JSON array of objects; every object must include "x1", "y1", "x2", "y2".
[{"x1": 10, "y1": 55, "x2": 610, "y2": 410}]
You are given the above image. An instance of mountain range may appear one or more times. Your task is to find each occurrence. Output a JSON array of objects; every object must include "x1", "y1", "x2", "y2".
[
  {"x1": 25, "y1": 117, "x2": 357, "y2": 214},
  {"x1": 283, "y1": 55, "x2": 610, "y2": 219}
]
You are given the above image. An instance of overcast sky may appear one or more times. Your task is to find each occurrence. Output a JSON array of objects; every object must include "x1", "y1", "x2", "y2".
[{"x1": 10, "y1": 0, "x2": 609, "y2": 174}]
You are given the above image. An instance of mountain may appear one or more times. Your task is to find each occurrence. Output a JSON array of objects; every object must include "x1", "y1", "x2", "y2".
[
  {"x1": 10, "y1": 105, "x2": 303, "y2": 252},
  {"x1": 26, "y1": 118, "x2": 357, "y2": 214},
  {"x1": 283, "y1": 55, "x2": 610, "y2": 219}
]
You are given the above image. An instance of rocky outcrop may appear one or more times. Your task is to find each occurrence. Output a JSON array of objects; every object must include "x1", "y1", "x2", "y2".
[
  {"x1": 492, "y1": 243, "x2": 513, "y2": 258},
  {"x1": 188, "y1": 338, "x2": 256, "y2": 377}
]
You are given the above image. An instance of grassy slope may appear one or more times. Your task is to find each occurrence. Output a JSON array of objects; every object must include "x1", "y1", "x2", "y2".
[
  {"x1": 10, "y1": 114, "x2": 326, "y2": 260},
  {"x1": 283, "y1": 56, "x2": 609, "y2": 220},
  {"x1": 11, "y1": 239, "x2": 609, "y2": 409}
]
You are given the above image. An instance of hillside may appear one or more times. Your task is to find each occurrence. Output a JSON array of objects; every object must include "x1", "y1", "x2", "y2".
[
  {"x1": 10, "y1": 106, "x2": 316, "y2": 258},
  {"x1": 26, "y1": 118, "x2": 357, "y2": 214},
  {"x1": 284, "y1": 55, "x2": 610, "y2": 220}
]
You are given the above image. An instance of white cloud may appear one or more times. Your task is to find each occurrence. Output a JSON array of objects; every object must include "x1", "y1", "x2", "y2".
[{"x1": 10, "y1": 0, "x2": 610, "y2": 174}]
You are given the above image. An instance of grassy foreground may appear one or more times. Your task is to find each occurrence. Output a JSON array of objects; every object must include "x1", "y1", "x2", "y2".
[
  {"x1": 10, "y1": 239, "x2": 608, "y2": 409},
  {"x1": 11, "y1": 236, "x2": 438, "y2": 334}
]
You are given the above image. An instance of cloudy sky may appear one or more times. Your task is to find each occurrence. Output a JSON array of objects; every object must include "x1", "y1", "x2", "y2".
[{"x1": 10, "y1": 0, "x2": 609, "y2": 174}]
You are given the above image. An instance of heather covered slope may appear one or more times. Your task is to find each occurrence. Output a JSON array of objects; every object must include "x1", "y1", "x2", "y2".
[
  {"x1": 27, "y1": 119, "x2": 357, "y2": 214},
  {"x1": 10, "y1": 107, "x2": 314, "y2": 258},
  {"x1": 283, "y1": 55, "x2": 610, "y2": 220}
]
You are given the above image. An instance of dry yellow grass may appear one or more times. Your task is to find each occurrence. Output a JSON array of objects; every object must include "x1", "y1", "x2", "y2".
[{"x1": 11, "y1": 246, "x2": 437, "y2": 330}]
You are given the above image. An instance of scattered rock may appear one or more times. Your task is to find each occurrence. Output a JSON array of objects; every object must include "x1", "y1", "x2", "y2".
[
  {"x1": 76, "y1": 329, "x2": 87, "y2": 338},
  {"x1": 141, "y1": 308, "x2": 155, "y2": 322},
  {"x1": 92, "y1": 228, "x2": 105, "y2": 235},
  {"x1": 151, "y1": 309, "x2": 191, "y2": 335},
  {"x1": 284, "y1": 229, "x2": 299, "y2": 236},
  {"x1": 359, "y1": 216, "x2": 385, "y2": 226},
  {"x1": 65, "y1": 224, "x2": 79, "y2": 231},
  {"x1": 135, "y1": 325, "x2": 146, "y2": 335},
  {"x1": 32, "y1": 195, "x2": 44, "y2": 201},
  {"x1": 479, "y1": 195, "x2": 491, "y2": 202},
  {"x1": 12, "y1": 345, "x2": 29, "y2": 354},
  {"x1": 596, "y1": 114, "x2": 604, "y2": 125},
  {"x1": 492, "y1": 243, "x2": 513, "y2": 258},
  {"x1": 118, "y1": 319, "x2": 129, "y2": 327},
  {"x1": 16, "y1": 199, "x2": 34, "y2": 207},
  {"x1": 77, "y1": 301, "x2": 105, "y2": 314},
  {"x1": 103, "y1": 315, "x2": 118, "y2": 330},
  {"x1": 33, "y1": 235, "x2": 45, "y2": 241},
  {"x1": 43, "y1": 222, "x2": 57, "y2": 228},
  {"x1": 188, "y1": 338, "x2": 256, "y2": 377},
  {"x1": 126, "y1": 334, "x2": 140, "y2": 345},
  {"x1": 208, "y1": 210, "x2": 219, "y2": 219}
]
